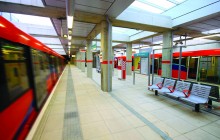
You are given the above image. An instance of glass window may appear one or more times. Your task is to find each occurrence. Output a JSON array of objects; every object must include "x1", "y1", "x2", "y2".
[
  {"x1": 199, "y1": 56, "x2": 220, "y2": 84},
  {"x1": 31, "y1": 49, "x2": 50, "y2": 108},
  {"x1": 2, "y1": 42, "x2": 29, "y2": 101}
]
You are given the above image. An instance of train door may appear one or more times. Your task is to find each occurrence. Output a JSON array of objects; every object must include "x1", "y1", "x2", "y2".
[
  {"x1": 92, "y1": 53, "x2": 96, "y2": 68},
  {"x1": 188, "y1": 57, "x2": 198, "y2": 79}
]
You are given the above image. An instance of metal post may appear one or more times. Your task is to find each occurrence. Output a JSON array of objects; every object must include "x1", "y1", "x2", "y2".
[
  {"x1": 152, "y1": 50, "x2": 155, "y2": 85},
  {"x1": 178, "y1": 46, "x2": 182, "y2": 80},
  {"x1": 133, "y1": 70, "x2": 135, "y2": 85},
  {"x1": 186, "y1": 56, "x2": 190, "y2": 79},
  {"x1": 170, "y1": 31, "x2": 173, "y2": 78},
  {"x1": 148, "y1": 56, "x2": 150, "y2": 86},
  {"x1": 196, "y1": 56, "x2": 200, "y2": 81}
]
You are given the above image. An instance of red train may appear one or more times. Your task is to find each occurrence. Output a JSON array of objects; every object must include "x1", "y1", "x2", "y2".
[
  {"x1": 0, "y1": 16, "x2": 65, "y2": 140},
  {"x1": 152, "y1": 45, "x2": 220, "y2": 83}
]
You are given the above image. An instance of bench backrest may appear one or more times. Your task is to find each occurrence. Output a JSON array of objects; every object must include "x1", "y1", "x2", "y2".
[
  {"x1": 175, "y1": 81, "x2": 191, "y2": 92},
  {"x1": 191, "y1": 84, "x2": 211, "y2": 100},
  {"x1": 201, "y1": 84, "x2": 219, "y2": 99},
  {"x1": 153, "y1": 77, "x2": 164, "y2": 85},
  {"x1": 163, "y1": 79, "x2": 176, "y2": 88}
]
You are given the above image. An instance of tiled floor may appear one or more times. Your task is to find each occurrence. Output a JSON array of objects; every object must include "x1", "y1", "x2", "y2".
[{"x1": 28, "y1": 65, "x2": 220, "y2": 140}]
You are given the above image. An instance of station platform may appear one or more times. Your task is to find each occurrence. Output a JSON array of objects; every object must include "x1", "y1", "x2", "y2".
[{"x1": 27, "y1": 65, "x2": 220, "y2": 140}]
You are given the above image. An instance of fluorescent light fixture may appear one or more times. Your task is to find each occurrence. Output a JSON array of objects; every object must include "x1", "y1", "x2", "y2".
[
  {"x1": 198, "y1": 34, "x2": 220, "y2": 39},
  {"x1": 68, "y1": 35, "x2": 72, "y2": 40},
  {"x1": 68, "y1": 46, "x2": 71, "y2": 49},
  {"x1": 72, "y1": 55, "x2": 76, "y2": 57},
  {"x1": 63, "y1": 34, "x2": 67, "y2": 38},
  {"x1": 20, "y1": 35, "x2": 30, "y2": 40},
  {"x1": 67, "y1": 16, "x2": 73, "y2": 29},
  {"x1": 68, "y1": 42, "x2": 71, "y2": 45},
  {"x1": 191, "y1": 57, "x2": 199, "y2": 58},
  {"x1": 68, "y1": 30, "x2": 72, "y2": 34}
]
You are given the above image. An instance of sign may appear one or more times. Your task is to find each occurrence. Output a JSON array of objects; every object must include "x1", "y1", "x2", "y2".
[{"x1": 134, "y1": 52, "x2": 149, "y2": 58}]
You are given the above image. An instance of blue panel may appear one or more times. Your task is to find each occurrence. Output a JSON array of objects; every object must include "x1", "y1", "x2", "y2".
[{"x1": 172, "y1": 63, "x2": 187, "y2": 71}]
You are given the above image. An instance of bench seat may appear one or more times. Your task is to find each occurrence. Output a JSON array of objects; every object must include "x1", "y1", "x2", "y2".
[
  {"x1": 165, "y1": 81, "x2": 191, "y2": 98},
  {"x1": 155, "y1": 78, "x2": 176, "y2": 95},
  {"x1": 179, "y1": 84, "x2": 211, "y2": 112},
  {"x1": 148, "y1": 77, "x2": 164, "y2": 90}
]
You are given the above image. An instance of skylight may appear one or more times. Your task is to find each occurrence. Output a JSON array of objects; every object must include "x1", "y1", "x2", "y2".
[
  {"x1": 129, "y1": 0, "x2": 188, "y2": 14},
  {"x1": 202, "y1": 28, "x2": 220, "y2": 34},
  {"x1": 139, "y1": 0, "x2": 175, "y2": 10},
  {"x1": 130, "y1": 1, "x2": 163, "y2": 14},
  {"x1": 0, "y1": 0, "x2": 44, "y2": 7},
  {"x1": 12, "y1": 14, "x2": 53, "y2": 26},
  {"x1": 113, "y1": 27, "x2": 142, "y2": 36}
]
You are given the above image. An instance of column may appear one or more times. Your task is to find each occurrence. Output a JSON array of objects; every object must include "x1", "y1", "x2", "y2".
[
  {"x1": 100, "y1": 20, "x2": 112, "y2": 92},
  {"x1": 81, "y1": 51, "x2": 85, "y2": 72},
  {"x1": 162, "y1": 31, "x2": 173, "y2": 78},
  {"x1": 86, "y1": 40, "x2": 93, "y2": 78},
  {"x1": 126, "y1": 42, "x2": 132, "y2": 75}
]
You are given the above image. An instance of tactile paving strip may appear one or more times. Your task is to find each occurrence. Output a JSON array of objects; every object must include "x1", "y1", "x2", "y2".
[{"x1": 62, "y1": 66, "x2": 83, "y2": 140}]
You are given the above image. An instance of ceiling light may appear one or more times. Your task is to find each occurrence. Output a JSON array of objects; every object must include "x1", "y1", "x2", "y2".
[
  {"x1": 67, "y1": 16, "x2": 73, "y2": 29},
  {"x1": 68, "y1": 35, "x2": 72, "y2": 40},
  {"x1": 68, "y1": 42, "x2": 71, "y2": 45},
  {"x1": 63, "y1": 34, "x2": 67, "y2": 38},
  {"x1": 68, "y1": 46, "x2": 71, "y2": 49},
  {"x1": 68, "y1": 30, "x2": 72, "y2": 34},
  {"x1": 198, "y1": 34, "x2": 220, "y2": 39}
]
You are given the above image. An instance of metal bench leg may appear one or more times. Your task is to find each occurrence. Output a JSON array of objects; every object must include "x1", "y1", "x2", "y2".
[
  {"x1": 195, "y1": 104, "x2": 200, "y2": 112},
  {"x1": 208, "y1": 99, "x2": 212, "y2": 110},
  {"x1": 155, "y1": 90, "x2": 158, "y2": 96}
]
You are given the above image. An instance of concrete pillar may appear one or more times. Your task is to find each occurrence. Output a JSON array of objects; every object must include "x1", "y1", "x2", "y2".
[
  {"x1": 100, "y1": 20, "x2": 112, "y2": 92},
  {"x1": 87, "y1": 40, "x2": 93, "y2": 78},
  {"x1": 162, "y1": 31, "x2": 173, "y2": 78},
  {"x1": 126, "y1": 42, "x2": 132, "y2": 75},
  {"x1": 81, "y1": 51, "x2": 85, "y2": 72}
]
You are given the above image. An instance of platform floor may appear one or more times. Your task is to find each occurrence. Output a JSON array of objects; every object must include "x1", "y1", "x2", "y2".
[{"x1": 27, "y1": 65, "x2": 220, "y2": 140}]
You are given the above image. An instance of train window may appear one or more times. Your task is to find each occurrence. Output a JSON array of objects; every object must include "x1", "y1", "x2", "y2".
[
  {"x1": 31, "y1": 49, "x2": 50, "y2": 108},
  {"x1": 2, "y1": 43, "x2": 29, "y2": 101}
]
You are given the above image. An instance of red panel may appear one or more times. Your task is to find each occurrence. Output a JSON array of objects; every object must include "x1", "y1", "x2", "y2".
[
  {"x1": 162, "y1": 60, "x2": 171, "y2": 64},
  {"x1": 17, "y1": 109, "x2": 37, "y2": 140},
  {"x1": 102, "y1": 61, "x2": 113, "y2": 64},
  {"x1": 0, "y1": 89, "x2": 33, "y2": 140},
  {"x1": 172, "y1": 70, "x2": 187, "y2": 80},
  {"x1": 87, "y1": 60, "x2": 93, "y2": 62}
]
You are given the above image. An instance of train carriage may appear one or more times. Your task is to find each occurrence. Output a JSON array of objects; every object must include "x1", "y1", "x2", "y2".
[{"x1": 0, "y1": 16, "x2": 65, "y2": 140}]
